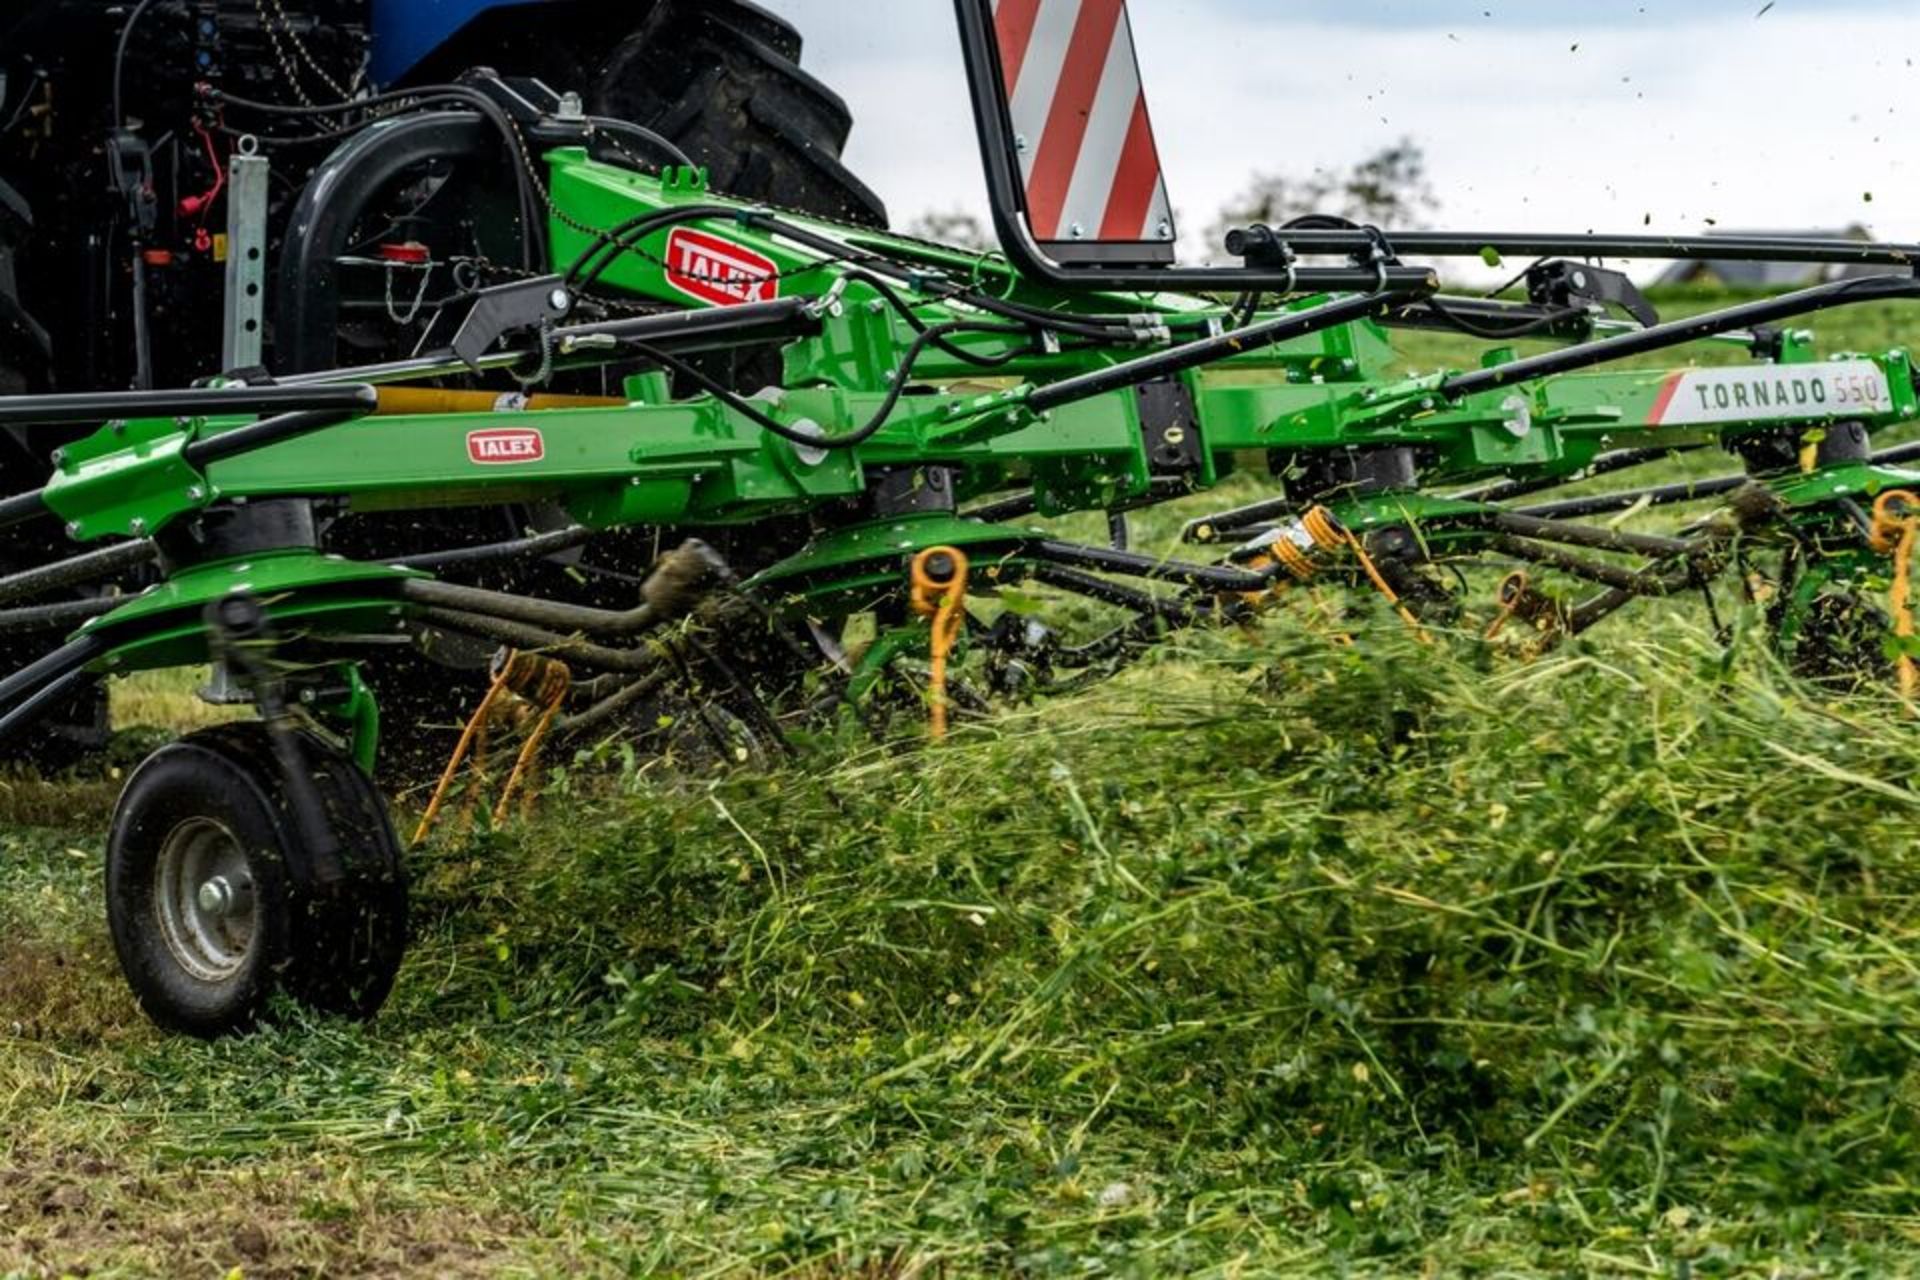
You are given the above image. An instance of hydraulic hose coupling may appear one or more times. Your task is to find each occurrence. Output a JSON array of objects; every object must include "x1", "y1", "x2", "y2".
[{"x1": 1238, "y1": 506, "x2": 1350, "y2": 583}]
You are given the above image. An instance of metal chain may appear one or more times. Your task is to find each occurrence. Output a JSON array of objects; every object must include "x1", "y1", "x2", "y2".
[{"x1": 258, "y1": 0, "x2": 352, "y2": 102}]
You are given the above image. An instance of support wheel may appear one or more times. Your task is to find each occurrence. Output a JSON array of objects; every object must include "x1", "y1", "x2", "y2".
[{"x1": 106, "y1": 723, "x2": 407, "y2": 1037}]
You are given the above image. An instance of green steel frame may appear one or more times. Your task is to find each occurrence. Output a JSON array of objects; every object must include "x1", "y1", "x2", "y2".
[{"x1": 0, "y1": 145, "x2": 1916, "y2": 762}]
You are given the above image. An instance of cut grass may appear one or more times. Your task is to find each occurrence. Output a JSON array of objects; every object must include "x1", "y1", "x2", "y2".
[{"x1": 3, "y1": 289, "x2": 1919, "y2": 1276}]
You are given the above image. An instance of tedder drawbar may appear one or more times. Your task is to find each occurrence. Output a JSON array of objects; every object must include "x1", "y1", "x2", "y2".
[{"x1": 1, "y1": 0, "x2": 1917, "y2": 1035}]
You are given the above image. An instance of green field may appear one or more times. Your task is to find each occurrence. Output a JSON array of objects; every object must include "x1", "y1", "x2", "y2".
[{"x1": 5, "y1": 293, "x2": 1920, "y2": 1277}]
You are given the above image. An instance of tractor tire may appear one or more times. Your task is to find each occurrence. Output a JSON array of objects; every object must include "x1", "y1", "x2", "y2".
[
  {"x1": 584, "y1": 0, "x2": 888, "y2": 227},
  {"x1": 414, "y1": 0, "x2": 888, "y2": 228}
]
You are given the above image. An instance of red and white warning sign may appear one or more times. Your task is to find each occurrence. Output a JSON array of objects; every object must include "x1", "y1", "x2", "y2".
[
  {"x1": 467, "y1": 428, "x2": 545, "y2": 465},
  {"x1": 992, "y1": 0, "x2": 1175, "y2": 245},
  {"x1": 663, "y1": 228, "x2": 779, "y2": 307},
  {"x1": 1647, "y1": 361, "x2": 1892, "y2": 426}
]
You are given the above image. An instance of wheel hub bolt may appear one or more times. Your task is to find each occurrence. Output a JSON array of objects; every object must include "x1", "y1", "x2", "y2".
[{"x1": 197, "y1": 876, "x2": 237, "y2": 917}]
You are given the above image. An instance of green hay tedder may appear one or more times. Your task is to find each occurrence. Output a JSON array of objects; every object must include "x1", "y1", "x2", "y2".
[{"x1": 1, "y1": 0, "x2": 1916, "y2": 1035}]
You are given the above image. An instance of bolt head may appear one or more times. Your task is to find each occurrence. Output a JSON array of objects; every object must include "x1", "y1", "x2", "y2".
[
  {"x1": 129, "y1": 518, "x2": 147, "y2": 536},
  {"x1": 548, "y1": 287, "x2": 573, "y2": 314},
  {"x1": 197, "y1": 879, "x2": 228, "y2": 915}
]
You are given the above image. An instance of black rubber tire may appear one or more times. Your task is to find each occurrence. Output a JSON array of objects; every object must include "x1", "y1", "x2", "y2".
[
  {"x1": 105, "y1": 723, "x2": 408, "y2": 1038},
  {"x1": 423, "y1": 0, "x2": 888, "y2": 227},
  {"x1": 586, "y1": 2, "x2": 888, "y2": 227}
]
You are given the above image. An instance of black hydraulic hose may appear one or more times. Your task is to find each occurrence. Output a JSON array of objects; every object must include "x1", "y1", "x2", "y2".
[
  {"x1": 1443, "y1": 275, "x2": 1920, "y2": 400},
  {"x1": 110, "y1": 0, "x2": 159, "y2": 128},
  {"x1": 0, "y1": 541, "x2": 154, "y2": 607},
  {"x1": 583, "y1": 116, "x2": 693, "y2": 171},
  {"x1": 566, "y1": 204, "x2": 747, "y2": 289},
  {"x1": 1028, "y1": 289, "x2": 1424, "y2": 415},
  {"x1": 630, "y1": 318, "x2": 1026, "y2": 451},
  {"x1": 184, "y1": 405, "x2": 372, "y2": 467},
  {"x1": 0, "y1": 383, "x2": 376, "y2": 428},
  {"x1": 213, "y1": 85, "x2": 546, "y2": 268}
]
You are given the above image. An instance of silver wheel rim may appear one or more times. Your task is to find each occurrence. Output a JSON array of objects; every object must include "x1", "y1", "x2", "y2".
[{"x1": 153, "y1": 818, "x2": 257, "y2": 983}]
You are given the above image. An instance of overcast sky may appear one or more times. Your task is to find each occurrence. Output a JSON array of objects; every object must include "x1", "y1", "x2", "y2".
[{"x1": 756, "y1": 0, "x2": 1918, "y2": 269}]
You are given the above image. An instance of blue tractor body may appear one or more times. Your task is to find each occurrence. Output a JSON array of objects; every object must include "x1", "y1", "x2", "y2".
[{"x1": 369, "y1": 0, "x2": 550, "y2": 87}]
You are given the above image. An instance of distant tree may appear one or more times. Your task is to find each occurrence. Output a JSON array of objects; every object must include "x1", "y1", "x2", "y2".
[
  {"x1": 1209, "y1": 139, "x2": 1437, "y2": 251},
  {"x1": 904, "y1": 208, "x2": 994, "y2": 252}
]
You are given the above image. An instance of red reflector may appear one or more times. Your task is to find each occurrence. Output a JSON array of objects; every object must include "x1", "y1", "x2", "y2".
[
  {"x1": 380, "y1": 241, "x2": 432, "y2": 265},
  {"x1": 143, "y1": 249, "x2": 174, "y2": 267}
]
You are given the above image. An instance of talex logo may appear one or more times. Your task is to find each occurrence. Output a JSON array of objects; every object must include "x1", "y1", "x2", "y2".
[
  {"x1": 664, "y1": 228, "x2": 778, "y2": 307},
  {"x1": 467, "y1": 429, "x2": 545, "y2": 465}
]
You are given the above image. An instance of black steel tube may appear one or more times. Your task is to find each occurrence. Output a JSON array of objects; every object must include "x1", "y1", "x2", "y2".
[
  {"x1": 0, "y1": 541, "x2": 154, "y2": 606},
  {"x1": 1029, "y1": 291, "x2": 1420, "y2": 415},
  {"x1": 0, "y1": 667, "x2": 102, "y2": 751},
  {"x1": 1244, "y1": 228, "x2": 1920, "y2": 268},
  {"x1": 1443, "y1": 275, "x2": 1920, "y2": 399},
  {"x1": 1027, "y1": 563, "x2": 1178, "y2": 615},
  {"x1": 1030, "y1": 540, "x2": 1272, "y2": 592},
  {"x1": 964, "y1": 492, "x2": 1039, "y2": 523},
  {"x1": 1180, "y1": 495, "x2": 1298, "y2": 543},
  {"x1": 1452, "y1": 444, "x2": 1709, "y2": 505},
  {"x1": 1484, "y1": 511, "x2": 1701, "y2": 558},
  {"x1": 392, "y1": 526, "x2": 596, "y2": 572},
  {"x1": 558, "y1": 668, "x2": 675, "y2": 737},
  {"x1": 1512, "y1": 474, "x2": 1752, "y2": 521},
  {"x1": 1876, "y1": 440, "x2": 1920, "y2": 467},
  {"x1": 416, "y1": 607, "x2": 665, "y2": 674},
  {"x1": 0, "y1": 488, "x2": 47, "y2": 532},
  {"x1": 0, "y1": 383, "x2": 377, "y2": 428},
  {"x1": 402, "y1": 578, "x2": 664, "y2": 637},
  {"x1": 1568, "y1": 587, "x2": 1639, "y2": 634},
  {"x1": 0, "y1": 597, "x2": 119, "y2": 635},
  {"x1": 0, "y1": 632, "x2": 109, "y2": 709},
  {"x1": 1490, "y1": 536, "x2": 1697, "y2": 595}
]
